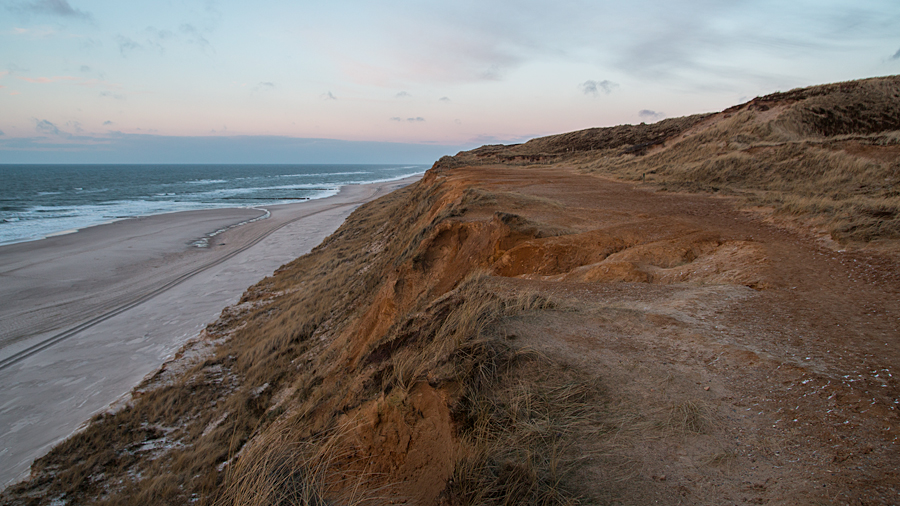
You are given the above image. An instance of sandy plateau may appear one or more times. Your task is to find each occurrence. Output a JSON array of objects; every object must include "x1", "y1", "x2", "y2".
[{"x1": 439, "y1": 166, "x2": 900, "y2": 504}]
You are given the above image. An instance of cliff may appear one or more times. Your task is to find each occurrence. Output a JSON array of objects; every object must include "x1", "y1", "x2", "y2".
[{"x1": 4, "y1": 75, "x2": 900, "y2": 506}]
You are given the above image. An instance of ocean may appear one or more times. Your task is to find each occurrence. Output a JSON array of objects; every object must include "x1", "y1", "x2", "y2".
[{"x1": 0, "y1": 164, "x2": 427, "y2": 246}]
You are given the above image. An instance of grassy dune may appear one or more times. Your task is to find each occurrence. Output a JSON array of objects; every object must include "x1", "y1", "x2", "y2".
[{"x1": 446, "y1": 75, "x2": 900, "y2": 244}]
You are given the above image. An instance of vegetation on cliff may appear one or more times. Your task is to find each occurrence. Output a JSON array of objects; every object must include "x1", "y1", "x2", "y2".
[{"x1": 444, "y1": 75, "x2": 900, "y2": 245}]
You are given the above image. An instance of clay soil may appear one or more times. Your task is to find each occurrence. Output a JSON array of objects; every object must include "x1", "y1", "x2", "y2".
[{"x1": 444, "y1": 163, "x2": 900, "y2": 505}]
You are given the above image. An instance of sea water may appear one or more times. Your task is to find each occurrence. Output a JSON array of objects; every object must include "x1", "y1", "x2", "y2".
[{"x1": 0, "y1": 164, "x2": 427, "y2": 246}]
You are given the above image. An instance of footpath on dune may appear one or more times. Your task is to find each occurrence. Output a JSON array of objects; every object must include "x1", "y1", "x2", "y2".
[{"x1": 3, "y1": 75, "x2": 899, "y2": 505}]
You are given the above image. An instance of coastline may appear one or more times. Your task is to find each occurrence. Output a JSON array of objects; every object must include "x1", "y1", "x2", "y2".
[
  {"x1": 0, "y1": 170, "x2": 427, "y2": 249},
  {"x1": 0, "y1": 165, "x2": 428, "y2": 248},
  {"x1": 0, "y1": 173, "x2": 422, "y2": 487}
]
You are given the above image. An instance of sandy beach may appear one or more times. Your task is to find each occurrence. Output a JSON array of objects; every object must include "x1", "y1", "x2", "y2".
[{"x1": 0, "y1": 175, "x2": 421, "y2": 487}]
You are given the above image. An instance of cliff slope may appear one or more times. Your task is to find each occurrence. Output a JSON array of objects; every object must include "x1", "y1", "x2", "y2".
[{"x1": 3, "y1": 75, "x2": 900, "y2": 506}]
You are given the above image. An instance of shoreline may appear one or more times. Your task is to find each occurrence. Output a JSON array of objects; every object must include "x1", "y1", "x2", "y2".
[
  {"x1": 0, "y1": 170, "x2": 427, "y2": 249},
  {"x1": 0, "y1": 173, "x2": 422, "y2": 487}
]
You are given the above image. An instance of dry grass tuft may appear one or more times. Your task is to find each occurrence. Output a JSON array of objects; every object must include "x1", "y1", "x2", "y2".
[
  {"x1": 661, "y1": 400, "x2": 712, "y2": 435},
  {"x1": 446, "y1": 354, "x2": 605, "y2": 506},
  {"x1": 215, "y1": 423, "x2": 376, "y2": 506}
]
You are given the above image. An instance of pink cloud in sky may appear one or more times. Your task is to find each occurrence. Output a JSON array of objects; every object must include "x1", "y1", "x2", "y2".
[
  {"x1": 12, "y1": 26, "x2": 58, "y2": 37},
  {"x1": 17, "y1": 76, "x2": 79, "y2": 84}
]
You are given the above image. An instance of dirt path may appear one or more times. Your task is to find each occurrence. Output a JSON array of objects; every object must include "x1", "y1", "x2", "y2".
[{"x1": 459, "y1": 165, "x2": 900, "y2": 504}]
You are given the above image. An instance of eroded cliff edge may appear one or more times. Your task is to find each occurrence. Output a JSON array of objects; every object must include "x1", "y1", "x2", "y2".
[{"x1": 4, "y1": 75, "x2": 900, "y2": 505}]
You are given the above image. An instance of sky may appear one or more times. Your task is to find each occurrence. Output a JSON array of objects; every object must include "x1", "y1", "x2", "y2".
[{"x1": 1, "y1": 0, "x2": 899, "y2": 163}]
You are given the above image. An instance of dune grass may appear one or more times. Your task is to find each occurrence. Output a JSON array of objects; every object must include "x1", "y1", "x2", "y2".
[{"x1": 437, "y1": 75, "x2": 900, "y2": 245}]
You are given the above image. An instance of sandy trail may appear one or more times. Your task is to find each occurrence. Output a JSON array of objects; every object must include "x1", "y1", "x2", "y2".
[
  {"x1": 0, "y1": 176, "x2": 419, "y2": 487},
  {"x1": 462, "y1": 165, "x2": 900, "y2": 504}
]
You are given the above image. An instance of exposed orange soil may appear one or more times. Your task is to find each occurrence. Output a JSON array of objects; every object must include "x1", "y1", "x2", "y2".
[
  {"x1": 418, "y1": 164, "x2": 900, "y2": 504},
  {"x1": 225, "y1": 160, "x2": 899, "y2": 504}
]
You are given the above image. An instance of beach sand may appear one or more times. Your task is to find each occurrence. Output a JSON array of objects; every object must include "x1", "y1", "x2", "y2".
[{"x1": 0, "y1": 175, "x2": 421, "y2": 487}]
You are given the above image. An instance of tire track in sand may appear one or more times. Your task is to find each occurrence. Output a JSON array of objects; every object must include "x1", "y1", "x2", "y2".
[{"x1": 0, "y1": 201, "x2": 352, "y2": 372}]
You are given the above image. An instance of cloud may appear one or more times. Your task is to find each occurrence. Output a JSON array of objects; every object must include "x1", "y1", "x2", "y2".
[
  {"x1": 372, "y1": 2, "x2": 895, "y2": 90},
  {"x1": 251, "y1": 81, "x2": 275, "y2": 94},
  {"x1": 390, "y1": 117, "x2": 402, "y2": 121},
  {"x1": 139, "y1": 27, "x2": 174, "y2": 54},
  {"x1": 468, "y1": 133, "x2": 533, "y2": 145},
  {"x1": 99, "y1": 91, "x2": 124, "y2": 99},
  {"x1": 321, "y1": 91, "x2": 337, "y2": 100},
  {"x1": 17, "y1": 75, "x2": 77, "y2": 83},
  {"x1": 638, "y1": 109, "x2": 665, "y2": 122},
  {"x1": 892, "y1": 47, "x2": 900, "y2": 60},
  {"x1": 13, "y1": 74, "x2": 120, "y2": 93},
  {"x1": 5, "y1": 64, "x2": 27, "y2": 75},
  {"x1": 0, "y1": 130, "x2": 4, "y2": 135},
  {"x1": 598, "y1": 3, "x2": 900, "y2": 87},
  {"x1": 178, "y1": 23, "x2": 211, "y2": 50},
  {"x1": 116, "y1": 35, "x2": 141, "y2": 56},
  {"x1": 34, "y1": 119, "x2": 61, "y2": 135},
  {"x1": 367, "y1": 7, "x2": 539, "y2": 85},
  {"x1": 390, "y1": 117, "x2": 425, "y2": 122},
  {"x1": 396, "y1": 91, "x2": 411, "y2": 98},
  {"x1": 65, "y1": 120, "x2": 83, "y2": 133},
  {"x1": 10, "y1": 26, "x2": 57, "y2": 37},
  {"x1": 79, "y1": 65, "x2": 90, "y2": 72},
  {"x1": 103, "y1": 120, "x2": 113, "y2": 125},
  {"x1": 12, "y1": 0, "x2": 90, "y2": 19},
  {"x1": 439, "y1": 97, "x2": 451, "y2": 102},
  {"x1": 479, "y1": 64, "x2": 504, "y2": 81},
  {"x1": 135, "y1": 24, "x2": 212, "y2": 55},
  {"x1": 149, "y1": 27, "x2": 174, "y2": 40},
  {"x1": 580, "y1": 80, "x2": 618, "y2": 96}
]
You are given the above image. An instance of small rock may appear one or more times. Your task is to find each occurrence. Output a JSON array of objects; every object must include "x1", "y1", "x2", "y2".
[{"x1": 704, "y1": 386, "x2": 710, "y2": 391}]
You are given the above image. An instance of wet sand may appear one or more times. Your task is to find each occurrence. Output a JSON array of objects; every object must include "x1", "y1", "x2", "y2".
[{"x1": 0, "y1": 175, "x2": 420, "y2": 486}]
